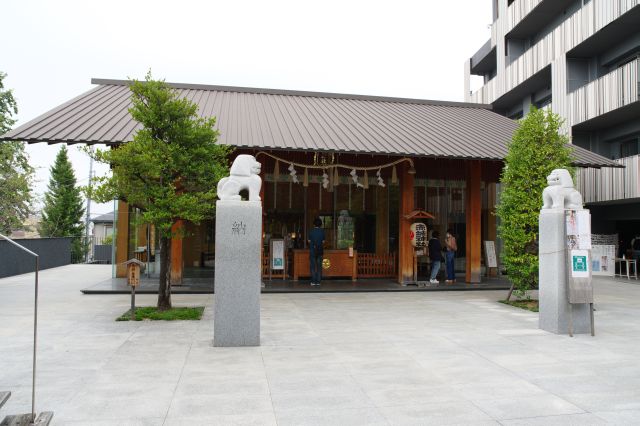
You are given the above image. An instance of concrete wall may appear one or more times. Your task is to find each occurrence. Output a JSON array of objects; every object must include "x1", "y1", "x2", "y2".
[
  {"x1": 573, "y1": 120, "x2": 640, "y2": 159},
  {"x1": 0, "y1": 238, "x2": 72, "y2": 278}
]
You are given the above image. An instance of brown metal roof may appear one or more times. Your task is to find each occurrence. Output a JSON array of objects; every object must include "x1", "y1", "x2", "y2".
[{"x1": 0, "y1": 78, "x2": 619, "y2": 167}]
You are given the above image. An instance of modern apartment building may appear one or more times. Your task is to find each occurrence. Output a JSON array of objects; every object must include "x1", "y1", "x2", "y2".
[{"x1": 465, "y1": 0, "x2": 640, "y2": 247}]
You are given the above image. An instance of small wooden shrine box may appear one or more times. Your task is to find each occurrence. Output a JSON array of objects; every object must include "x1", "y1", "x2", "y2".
[{"x1": 123, "y1": 258, "x2": 146, "y2": 287}]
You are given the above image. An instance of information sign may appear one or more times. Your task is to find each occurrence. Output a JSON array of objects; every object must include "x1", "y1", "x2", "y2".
[
  {"x1": 570, "y1": 249, "x2": 590, "y2": 278},
  {"x1": 484, "y1": 241, "x2": 497, "y2": 268},
  {"x1": 591, "y1": 245, "x2": 615, "y2": 276},
  {"x1": 271, "y1": 239, "x2": 284, "y2": 270}
]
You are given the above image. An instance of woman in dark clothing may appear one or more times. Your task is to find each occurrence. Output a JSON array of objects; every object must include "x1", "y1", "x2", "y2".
[
  {"x1": 308, "y1": 217, "x2": 325, "y2": 286},
  {"x1": 428, "y1": 230, "x2": 443, "y2": 284},
  {"x1": 444, "y1": 229, "x2": 457, "y2": 283}
]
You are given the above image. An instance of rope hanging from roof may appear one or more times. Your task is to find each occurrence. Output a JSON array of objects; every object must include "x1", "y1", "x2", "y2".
[
  {"x1": 257, "y1": 151, "x2": 416, "y2": 194},
  {"x1": 255, "y1": 151, "x2": 415, "y2": 172}
]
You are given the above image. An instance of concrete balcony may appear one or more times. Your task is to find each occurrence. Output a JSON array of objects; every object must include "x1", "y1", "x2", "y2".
[
  {"x1": 506, "y1": 0, "x2": 544, "y2": 33},
  {"x1": 578, "y1": 154, "x2": 640, "y2": 203},
  {"x1": 470, "y1": 39, "x2": 496, "y2": 77},
  {"x1": 568, "y1": 59, "x2": 640, "y2": 127},
  {"x1": 470, "y1": 0, "x2": 639, "y2": 105},
  {"x1": 469, "y1": 76, "x2": 497, "y2": 105}
]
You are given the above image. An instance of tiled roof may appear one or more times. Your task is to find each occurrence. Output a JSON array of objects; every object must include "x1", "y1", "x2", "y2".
[{"x1": 1, "y1": 78, "x2": 619, "y2": 167}]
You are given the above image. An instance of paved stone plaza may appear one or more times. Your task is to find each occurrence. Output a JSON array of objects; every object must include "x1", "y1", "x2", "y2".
[{"x1": 1, "y1": 265, "x2": 639, "y2": 425}]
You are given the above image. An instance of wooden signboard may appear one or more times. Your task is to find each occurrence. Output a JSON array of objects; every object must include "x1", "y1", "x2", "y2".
[
  {"x1": 127, "y1": 263, "x2": 140, "y2": 287},
  {"x1": 484, "y1": 241, "x2": 497, "y2": 268}
]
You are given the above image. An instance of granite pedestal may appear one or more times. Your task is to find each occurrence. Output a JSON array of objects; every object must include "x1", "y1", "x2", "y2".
[
  {"x1": 213, "y1": 200, "x2": 261, "y2": 346},
  {"x1": 539, "y1": 208, "x2": 590, "y2": 334}
]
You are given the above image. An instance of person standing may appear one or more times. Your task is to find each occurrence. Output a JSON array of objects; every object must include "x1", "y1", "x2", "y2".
[
  {"x1": 428, "y1": 230, "x2": 443, "y2": 284},
  {"x1": 308, "y1": 217, "x2": 325, "y2": 286},
  {"x1": 444, "y1": 229, "x2": 457, "y2": 283}
]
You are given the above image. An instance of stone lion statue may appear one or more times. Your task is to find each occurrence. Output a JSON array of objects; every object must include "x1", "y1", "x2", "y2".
[
  {"x1": 542, "y1": 168, "x2": 583, "y2": 210},
  {"x1": 217, "y1": 155, "x2": 262, "y2": 201}
]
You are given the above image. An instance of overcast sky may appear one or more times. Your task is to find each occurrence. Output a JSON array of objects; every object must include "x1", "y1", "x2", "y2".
[{"x1": 4, "y1": 0, "x2": 490, "y2": 217}]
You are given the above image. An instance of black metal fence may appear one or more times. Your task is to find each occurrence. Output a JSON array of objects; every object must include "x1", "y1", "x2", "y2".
[
  {"x1": 0, "y1": 236, "x2": 114, "y2": 278},
  {"x1": 70, "y1": 236, "x2": 113, "y2": 264},
  {"x1": 0, "y1": 238, "x2": 72, "y2": 278}
]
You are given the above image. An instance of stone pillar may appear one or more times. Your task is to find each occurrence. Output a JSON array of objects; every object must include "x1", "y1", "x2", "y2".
[
  {"x1": 539, "y1": 209, "x2": 590, "y2": 334},
  {"x1": 214, "y1": 200, "x2": 261, "y2": 346}
]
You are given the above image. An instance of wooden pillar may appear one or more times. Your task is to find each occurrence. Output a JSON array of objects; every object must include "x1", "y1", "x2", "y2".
[
  {"x1": 260, "y1": 166, "x2": 265, "y2": 278},
  {"x1": 115, "y1": 200, "x2": 129, "y2": 278},
  {"x1": 171, "y1": 220, "x2": 184, "y2": 285},
  {"x1": 487, "y1": 182, "x2": 498, "y2": 277},
  {"x1": 466, "y1": 161, "x2": 482, "y2": 283},
  {"x1": 398, "y1": 163, "x2": 414, "y2": 284},
  {"x1": 376, "y1": 185, "x2": 389, "y2": 254}
]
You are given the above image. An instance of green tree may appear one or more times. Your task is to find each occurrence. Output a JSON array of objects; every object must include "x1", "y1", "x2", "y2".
[
  {"x1": 41, "y1": 146, "x2": 86, "y2": 260},
  {"x1": 496, "y1": 107, "x2": 575, "y2": 297},
  {"x1": 0, "y1": 72, "x2": 34, "y2": 234},
  {"x1": 91, "y1": 73, "x2": 231, "y2": 310}
]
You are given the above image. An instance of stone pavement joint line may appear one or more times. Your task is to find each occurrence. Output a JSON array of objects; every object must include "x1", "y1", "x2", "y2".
[{"x1": 1, "y1": 265, "x2": 639, "y2": 425}]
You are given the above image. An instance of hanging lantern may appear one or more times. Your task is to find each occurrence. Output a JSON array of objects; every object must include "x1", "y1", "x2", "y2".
[
  {"x1": 303, "y1": 168, "x2": 309, "y2": 187},
  {"x1": 363, "y1": 170, "x2": 369, "y2": 189},
  {"x1": 273, "y1": 160, "x2": 280, "y2": 181},
  {"x1": 333, "y1": 167, "x2": 340, "y2": 186},
  {"x1": 391, "y1": 165, "x2": 398, "y2": 184}
]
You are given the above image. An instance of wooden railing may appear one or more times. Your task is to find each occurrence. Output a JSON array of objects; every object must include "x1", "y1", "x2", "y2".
[
  {"x1": 357, "y1": 252, "x2": 397, "y2": 278},
  {"x1": 262, "y1": 254, "x2": 269, "y2": 277},
  {"x1": 262, "y1": 251, "x2": 397, "y2": 279}
]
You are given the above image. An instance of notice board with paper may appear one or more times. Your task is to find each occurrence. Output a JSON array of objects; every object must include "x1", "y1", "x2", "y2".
[{"x1": 565, "y1": 210, "x2": 593, "y2": 304}]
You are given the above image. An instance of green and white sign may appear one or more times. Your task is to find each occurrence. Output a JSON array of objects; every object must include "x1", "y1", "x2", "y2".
[
  {"x1": 271, "y1": 239, "x2": 285, "y2": 270},
  {"x1": 570, "y1": 249, "x2": 589, "y2": 278}
]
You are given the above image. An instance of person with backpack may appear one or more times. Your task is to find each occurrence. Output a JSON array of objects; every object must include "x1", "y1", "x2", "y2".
[
  {"x1": 444, "y1": 229, "x2": 458, "y2": 283},
  {"x1": 428, "y1": 230, "x2": 443, "y2": 284},
  {"x1": 308, "y1": 217, "x2": 325, "y2": 286}
]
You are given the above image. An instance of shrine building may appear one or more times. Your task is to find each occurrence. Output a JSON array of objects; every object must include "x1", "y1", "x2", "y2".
[{"x1": 1, "y1": 79, "x2": 617, "y2": 286}]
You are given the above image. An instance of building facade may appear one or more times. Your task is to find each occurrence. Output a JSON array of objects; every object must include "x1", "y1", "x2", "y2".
[{"x1": 465, "y1": 0, "x2": 640, "y2": 248}]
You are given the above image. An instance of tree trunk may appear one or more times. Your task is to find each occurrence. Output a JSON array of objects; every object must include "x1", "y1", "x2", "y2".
[{"x1": 158, "y1": 235, "x2": 172, "y2": 310}]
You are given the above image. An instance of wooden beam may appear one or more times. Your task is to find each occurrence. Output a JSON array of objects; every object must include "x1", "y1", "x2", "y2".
[
  {"x1": 115, "y1": 200, "x2": 129, "y2": 278},
  {"x1": 170, "y1": 220, "x2": 184, "y2": 285},
  {"x1": 466, "y1": 161, "x2": 482, "y2": 283},
  {"x1": 398, "y1": 163, "x2": 414, "y2": 284}
]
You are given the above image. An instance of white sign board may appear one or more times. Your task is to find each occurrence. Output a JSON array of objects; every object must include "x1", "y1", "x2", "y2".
[
  {"x1": 484, "y1": 241, "x2": 497, "y2": 268},
  {"x1": 271, "y1": 239, "x2": 284, "y2": 270},
  {"x1": 591, "y1": 245, "x2": 615, "y2": 276},
  {"x1": 566, "y1": 210, "x2": 591, "y2": 250},
  {"x1": 570, "y1": 249, "x2": 590, "y2": 278}
]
